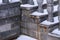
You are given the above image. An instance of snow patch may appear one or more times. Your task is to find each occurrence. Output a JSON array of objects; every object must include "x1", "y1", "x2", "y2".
[
  {"x1": 16, "y1": 35, "x2": 36, "y2": 40},
  {"x1": 43, "y1": 0, "x2": 47, "y2": 5},
  {"x1": 52, "y1": 28, "x2": 60, "y2": 35},
  {"x1": 53, "y1": 5, "x2": 58, "y2": 12},
  {"x1": 21, "y1": 4, "x2": 38, "y2": 8},
  {"x1": 30, "y1": 9, "x2": 48, "y2": 16},
  {"x1": 9, "y1": 0, "x2": 20, "y2": 2},
  {"x1": 41, "y1": 16, "x2": 59, "y2": 25},
  {"x1": 33, "y1": 0, "x2": 38, "y2": 5},
  {"x1": 54, "y1": 0, "x2": 57, "y2": 1}
]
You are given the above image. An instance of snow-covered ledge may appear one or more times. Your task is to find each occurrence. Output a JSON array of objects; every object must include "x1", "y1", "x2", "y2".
[
  {"x1": 48, "y1": 33, "x2": 60, "y2": 38},
  {"x1": 45, "y1": 28, "x2": 60, "y2": 38},
  {"x1": 30, "y1": 9, "x2": 48, "y2": 17},
  {"x1": 16, "y1": 35, "x2": 37, "y2": 40},
  {"x1": 20, "y1": 4, "x2": 38, "y2": 10},
  {"x1": 52, "y1": 28, "x2": 60, "y2": 35},
  {"x1": 20, "y1": 0, "x2": 38, "y2": 10},
  {"x1": 20, "y1": 0, "x2": 47, "y2": 8},
  {"x1": 48, "y1": 28, "x2": 60, "y2": 38},
  {"x1": 40, "y1": 16, "x2": 59, "y2": 26},
  {"x1": 43, "y1": 0, "x2": 47, "y2": 5},
  {"x1": 30, "y1": 5, "x2": 58, "y2": 17},
  {"x1": 9, "y1": 0, "x2": 20, "y2": 3},
  {"x1": 54, "y1": 0, "x2": 57, "y2": 2}
]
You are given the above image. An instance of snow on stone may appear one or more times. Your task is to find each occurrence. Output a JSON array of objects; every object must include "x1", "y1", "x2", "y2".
[
  {"x1": 16, "y1": 35, "x2": 36, "y2": 40},
  {"x1": 41, "y1": 16, "x2": 59, "y2": 26},
  {"x1": 43, "y1": 0, "x2": 47, "y2": 5},
  {"x1": 0, "y1": 0, "x2": 2, "y2": 4},
  {"x1": 52, "y1": 28, "x2": 60, "y2": 35},
  {"x1": 20, "y1": 0, "x2": 38, "y2": 8},
  {"x1": 20, "y1": 0, "x2": 58, "y2": 10},
  {"x1": 20, "y1": 0, "x2": 47, "y2": 8},
  {"x1": 48, "y1": 33, "x2": 60, "y2": 38},
  {"x1": 33, "y1": 0, "x2": 38, "y2": 6},
  {"x1": 9, "y1": 0, "x2": 20, "y2": 3},
  {"x1": 53, "y1": 5, "x2": 58, "y2": 12},
  {"x1": 21, "y1": 4, "x2": 38, "y2": 8},
  {"x1": 54, "y1": 0, "x2": 57, "y2": 1},
  {"x1": 30, "y1": 9, "x2": 48, "y2": 16}
]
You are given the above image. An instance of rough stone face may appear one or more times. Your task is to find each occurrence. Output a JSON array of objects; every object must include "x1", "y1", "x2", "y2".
[
  {"x1": 58, "y1": 0, "x2": 60, "y2": 30},
  {"x1": 0, "y1": 2, "x2": 21, "y2": 39}
]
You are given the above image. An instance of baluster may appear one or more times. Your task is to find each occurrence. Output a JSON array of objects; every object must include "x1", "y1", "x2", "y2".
[
  {"x1": 47, "y1": 0, "x2": 54, "y2": 22},
  {"x1": 37, "y1": 0, "x2": 43, "y2": 13}
]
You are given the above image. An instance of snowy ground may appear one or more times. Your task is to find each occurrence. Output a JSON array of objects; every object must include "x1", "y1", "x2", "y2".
[
  {"x1": 16, "y1": 35, "x2": 60, "y2": 40},
  {"x1": 16, "y1": 35, "x2": 36, "y2": 40}
]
